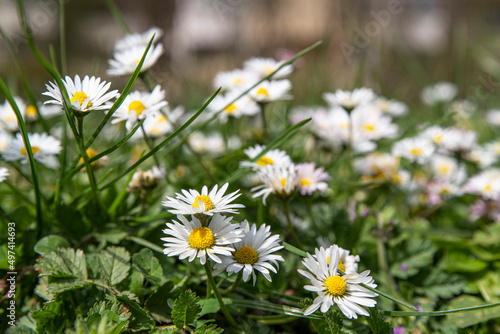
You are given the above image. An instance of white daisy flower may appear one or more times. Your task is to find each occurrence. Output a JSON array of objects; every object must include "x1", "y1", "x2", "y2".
[
  {"x1": 240, "y1": 144, "x2": 292, "y2": 171},
  {"x1": 350, "y1": 106, "x2": 399, "y2": 142},
  {"x1": 322, "y1": 88, "x2": 376, "y2": 112},
  {"x1": 462, "y1": 169, "x2": 500, "y2": 200},
  {"x1": 375, "y1": 97, "x2": 408, "y2": 117},
  {"x1": 161, "y1": 214, "x2": 242, "y2": 265},
  {"x1": 295, "y1": 162, "x2": 330, "y2": 196},
  {"x1": 392, "y1": 137, "x2": 435, "y2": 164},
  {"x1": 213, "y1": 220, "x2": 284, "y2": 284},
  {"x1": 42, "y1": 75, "x2": 119, "y2": 114},
  {"x1": 110, "y1": 85, "x2": 168, "y2": 131},
  {"x1": 449, "y1": 99, "x2": 476, "y2": 118},
  {"x1": 107, "y1": 43, "x2": 164, "y2": 76},
  {"x1": 0, "y1": 167, "x2": 8, "y2": 182},
  {"x1": 323, "y1": 245, "x2": 360, "y2": 275},
  {"x1": 25, "y1": 103, "x2": 63, "y2": 121},
  {"x1": 208, "y1": 92, "x2": 259, "y2": 122},
  {"x1": 298, "y1": 246, "x2": 378, "y2": 319},
  {"x1": 354, "y1": 152, "x2": 401, "y2": 183},
  {"x1": 429, "y1": 155, "x2": 462, "y2": 181},
  {"x1": 2, "y1": 132, "x2": 62, "y2": 169},
  {"x1": 162, "y1": 183, "x2": 244, "y2": 216},
  {"x1": 485, "y1": 140, "x2": 500, "y2": 157},
  {"x1": 466, "y1": 146, "x2": 497, "y2": 168},
  {"x1": 243, "y1": 57, "x2": 293, "y2": 79},
  {"x1": 421, "y1": 82, "x2": 457, "y2": 106},
  {"x1": 0, "y1": 131, "x2": 12, "y2": 152},
  {"x1": 251, "y1": 164, "x2": 298, "y2": 204},
  {"x1": 188, "y1": 132, "x2": 241, "y2": 154},
  {"x1": 249, "y1": 80, "x2": 293, "y2": 103},
  {"x1": 486, "y1": 109, "x2": 500, "y2": 127},
  {"x1": 133, "y1": 106, "x2": 183, "y2": 139},
  {"x1": 419, "y1": 126, "x2": 460, "y2": 153},
  {"x1": 311, "y1": 107, "x2": 350, "y2": 150},
  {"x1": 0, "y1": 97, "x2": 26, "y2": 132},
  {"x1": 114, "y1": 27, "x2": 163, "y2": 51},
  {"x1": 213, "y1": 69, "x2": 259, "y2": 92}
]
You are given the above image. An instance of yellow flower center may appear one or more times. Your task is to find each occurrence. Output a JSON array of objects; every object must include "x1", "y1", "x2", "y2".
[
  {"x1": 280, "y1": 178, "x2": 286, "y2": 189},
  {"x1": 188, "y1": 227, "x2": 215, "y2": 250},
  {"x1": 324, "y1": 276, "x2": 346, "y2": 296},
  {"x1": 363, "y1": 124, "x2": 375, "y2": 132},
  {"x1": 71, "y1": 91, "x2": 91, "y2": 108},
  {"x1": 410, "y1": 148, "x2": 423, "y2": 155},
  {"x1": 438, "y1": 165, "x2": 450, "y2": 175},
  {"x1": 20, "y1": 146, "x2": 40, "y2": 156},
  {"x1": 484, "y1": 184, "x2": 492, "y2": 192},
  {"x1": 234, "y1": 246, "x2": 258, "y2": 265},
  {"x1": 326, "y1": 257, "x2": 346, "y2": 272},
  {"x1": 225, "y1": 103, "x2": 238, "y2": 114},
  {"x1": 79, "y1": 148, "x2": 99, "y2": 167},
  {"x1": 233, "y1": 77, "x2": 243, "y2": 85},
  {"x1": 256, "y1": 156, "x2": 273, "y2": 166},
  {"x1": 300, "y1": 178, "x2": 311, "y2": 186},
  {"x1": 256, "y1": 87, "x2": 269, "y2": 98},
  {"x1": 192, "y1": 195, "x2": 214, "y2": 211},
  {"x1": 433, "y1": 134, "x2": 442, "y2": 144},
  {"x1": 264, "y1": 66, "x2": 275, "y2": 75},
  {"x1": 27, "y1": 105, "x2": 38, "y2": 117},
  {"x1": 128, "y1": 100, "x2": 146, "y2": 116}
]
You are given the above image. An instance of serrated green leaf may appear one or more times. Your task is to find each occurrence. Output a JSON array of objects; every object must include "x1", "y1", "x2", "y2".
[
  {"x1": 415, "y1": 270, "x2": 466, "y2": 299},
  {"x1": 132, "y1": 248, "x2": 163, "y2": 284},
  {"x1": 366, "y1": 308, "x2": 392, "y2": 334},
  {"x1": 36, "y1": 248, "x2": 87, "y2": 279},
  {"x1": 299, "y1": 298, "x2": 345, "y2": 334},
  {"x1": 171, "y1": 290, "x2": 202, "y2": 329},
  {"x1": 390, "y1": 238, "x2": 436, "y2": 279},
  {"x1": 32, "y1": 301, "x2": 68, "y2": 334},
  {"x1": 441, "y1": 251, "x2": 488, "y2": 273},
  {"x1": 99, "y1": 247, "x2": 131, "y2": 285},
  {"x1": 5, "y1": 326, "x2": 37, "y2": 334},
  {"x1": 195, "y1": 324, "x2": 224, "y2": 334},
  {"x1": 34, "y1": 235, "x2": 70, "y2": 255},
  {"x1": 86, "y1": 300, "x2": 130, "y2": 329},
  {"x1": 116, "y1": 294, "x2": 155, "y2": 331},
  {"x1": 47, "y1": 278, "x2": 92, "y2": 295}
]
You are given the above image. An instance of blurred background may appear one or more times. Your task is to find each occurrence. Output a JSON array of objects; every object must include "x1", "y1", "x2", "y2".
[{"x1": 2, "y1": 0, "x2": 500, "y2": 110}]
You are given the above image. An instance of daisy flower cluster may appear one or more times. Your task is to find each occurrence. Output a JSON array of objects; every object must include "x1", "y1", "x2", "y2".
[
  {"x1": 209, "y1": 57, "x2": 293, "y2": 122},
  {"x1": 161, "y1": 183, "x2": 284, "y2": 284},
  {"x1": 239, "y1": 144, "x2": 330, "y2": 203}
]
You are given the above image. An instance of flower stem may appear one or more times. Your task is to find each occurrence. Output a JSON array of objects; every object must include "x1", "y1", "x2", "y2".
[
  {"x1": 282, "y1": 200, "x2": 303, "y2": 249},
  {"x1": 224, "y1": 271, "x2": 243, "y2": 294},
  {"x1": 76, "y1": 116, "x2": 100, "y2": 200},
  {"x1": 140, "y1": 124, "x2": 160, "y2": 166},
  {"x1": 258, "y1": 102, "x2": 268, "y2": 140},
  {"x1": 204, "y1": 262, "x2": 238, "y2": 328}
]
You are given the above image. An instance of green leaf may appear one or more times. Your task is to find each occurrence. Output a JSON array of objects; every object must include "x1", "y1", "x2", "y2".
[
  {"x1": 199, "y1": 298, "x2": 220, "y2": 317},
  {"x1": 117, "y1": 294, "x2": 155, "y2": 331},
  {"x1": 5, "y1": 327, "x2": 37, "y2": 334},
  {"x1": 444, "y1": 295, "x2": 500, "y2": 328},
  {"x1": 32, "y1": 301, "x2": 69, "y2": 334},
  {"x1": 390, "y1": 238, "x2": 436, "y2": 279},
  {"x1": 86, "y1": 300, "x2": 130, "y2": 330},
  {"x1": 195, "y1": 324, "x2": 224, "y2": 334},
  {"x1": 36, "y1": 248, "x2": 87, "y2": 279},
  {"x1": 366, "y1": 308, "x2": 392, "y2": 334},
  {"x1": 132, "y1": 248, "x2": 163, "y2": 284},
  {"x1": 171, "y1": 290, "x2": 202, "y2": 329},
  {"x1": 99, "y1": 246, "x2": 131, "y2": 285},
  {"x1": 441, "y1": 251, "x2": 488, "y2": 273},
  {"x1": 415, "y1": 270, "x2": 466, "y2": 299},
  {"x1": 145, "y1": 281, "x2": 176, "y2": 321},
  {"x1": 299, "y1": 298, "x2": 345, "y2": 334},
  {"x1": 34, "y1": 235, "x2": 70, "y2": 255}
]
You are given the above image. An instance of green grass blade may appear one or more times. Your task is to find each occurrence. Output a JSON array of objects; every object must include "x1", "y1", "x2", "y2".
[
  {"x1": 382, "y1": 302, "x2": 500, "y2": 317},
  {"x1": 104, "y1": 0, "x2": 131, "y2": 34},
  {"x1": 99, "y1": 88, "x2": 221, "y2": 190},
  {"x1": 0, "y1": 77, "x2": 43, "y2": 238}
]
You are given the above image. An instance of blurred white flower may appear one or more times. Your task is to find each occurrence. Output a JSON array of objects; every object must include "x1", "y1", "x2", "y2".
[
  {"x1": 107, "y1": 44, "x2": 164, "y2": 76},
  {"x1": 0, "y1": 167, "x2": 8, "y2": 182},
  {"x1": 2, "y1": 132, "x2": 61, "y2": 169},
  {"x1": 111, "y1": 85, "x2": 168, "y2": 131},
  {"x1": 0, "y1": 97, "x2": 25, "y2": 132},
  {"x1": 295, "y1": 162, "x2": 330, "y2": 196},
  {"x1": 243, "y1": 57, "x2": 293, "y2": 79},
  {"x1": 208, "y1": 92, "x2": 259, "y2": 122},
  {"x1": 463, "y1": 169, "x2": 500, "y2": 200},
  {"x1": 392, "y1": 137, "x2": 435, "y2": 164},
  {"x1": 249, "y1": 80, "x2": 292, "y2": 102},
  {"x1": 374, "y1": 97, "x2": 408, "y2": 117},
  {"x1": 114, "y1": 27, "x2": 163, "y2": 51},
  {"x1": 213, "y1": 69, "x2": 259, "y2": 92},
  {"x1": 323, "y1": 88, "x2": 376, "y2": 111},
  {"x1": 240, "y1": 144, "x2": 292, "y2": 171},
  {"x1": 486, "y1": 109, "x2": 500, "y2": 126},
  {"x1": 350, "y1": 106, "x2": 399, "y2": 142},
  {"x1": 421, "y1": 82, "x2": 457, "y2": 106}
]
